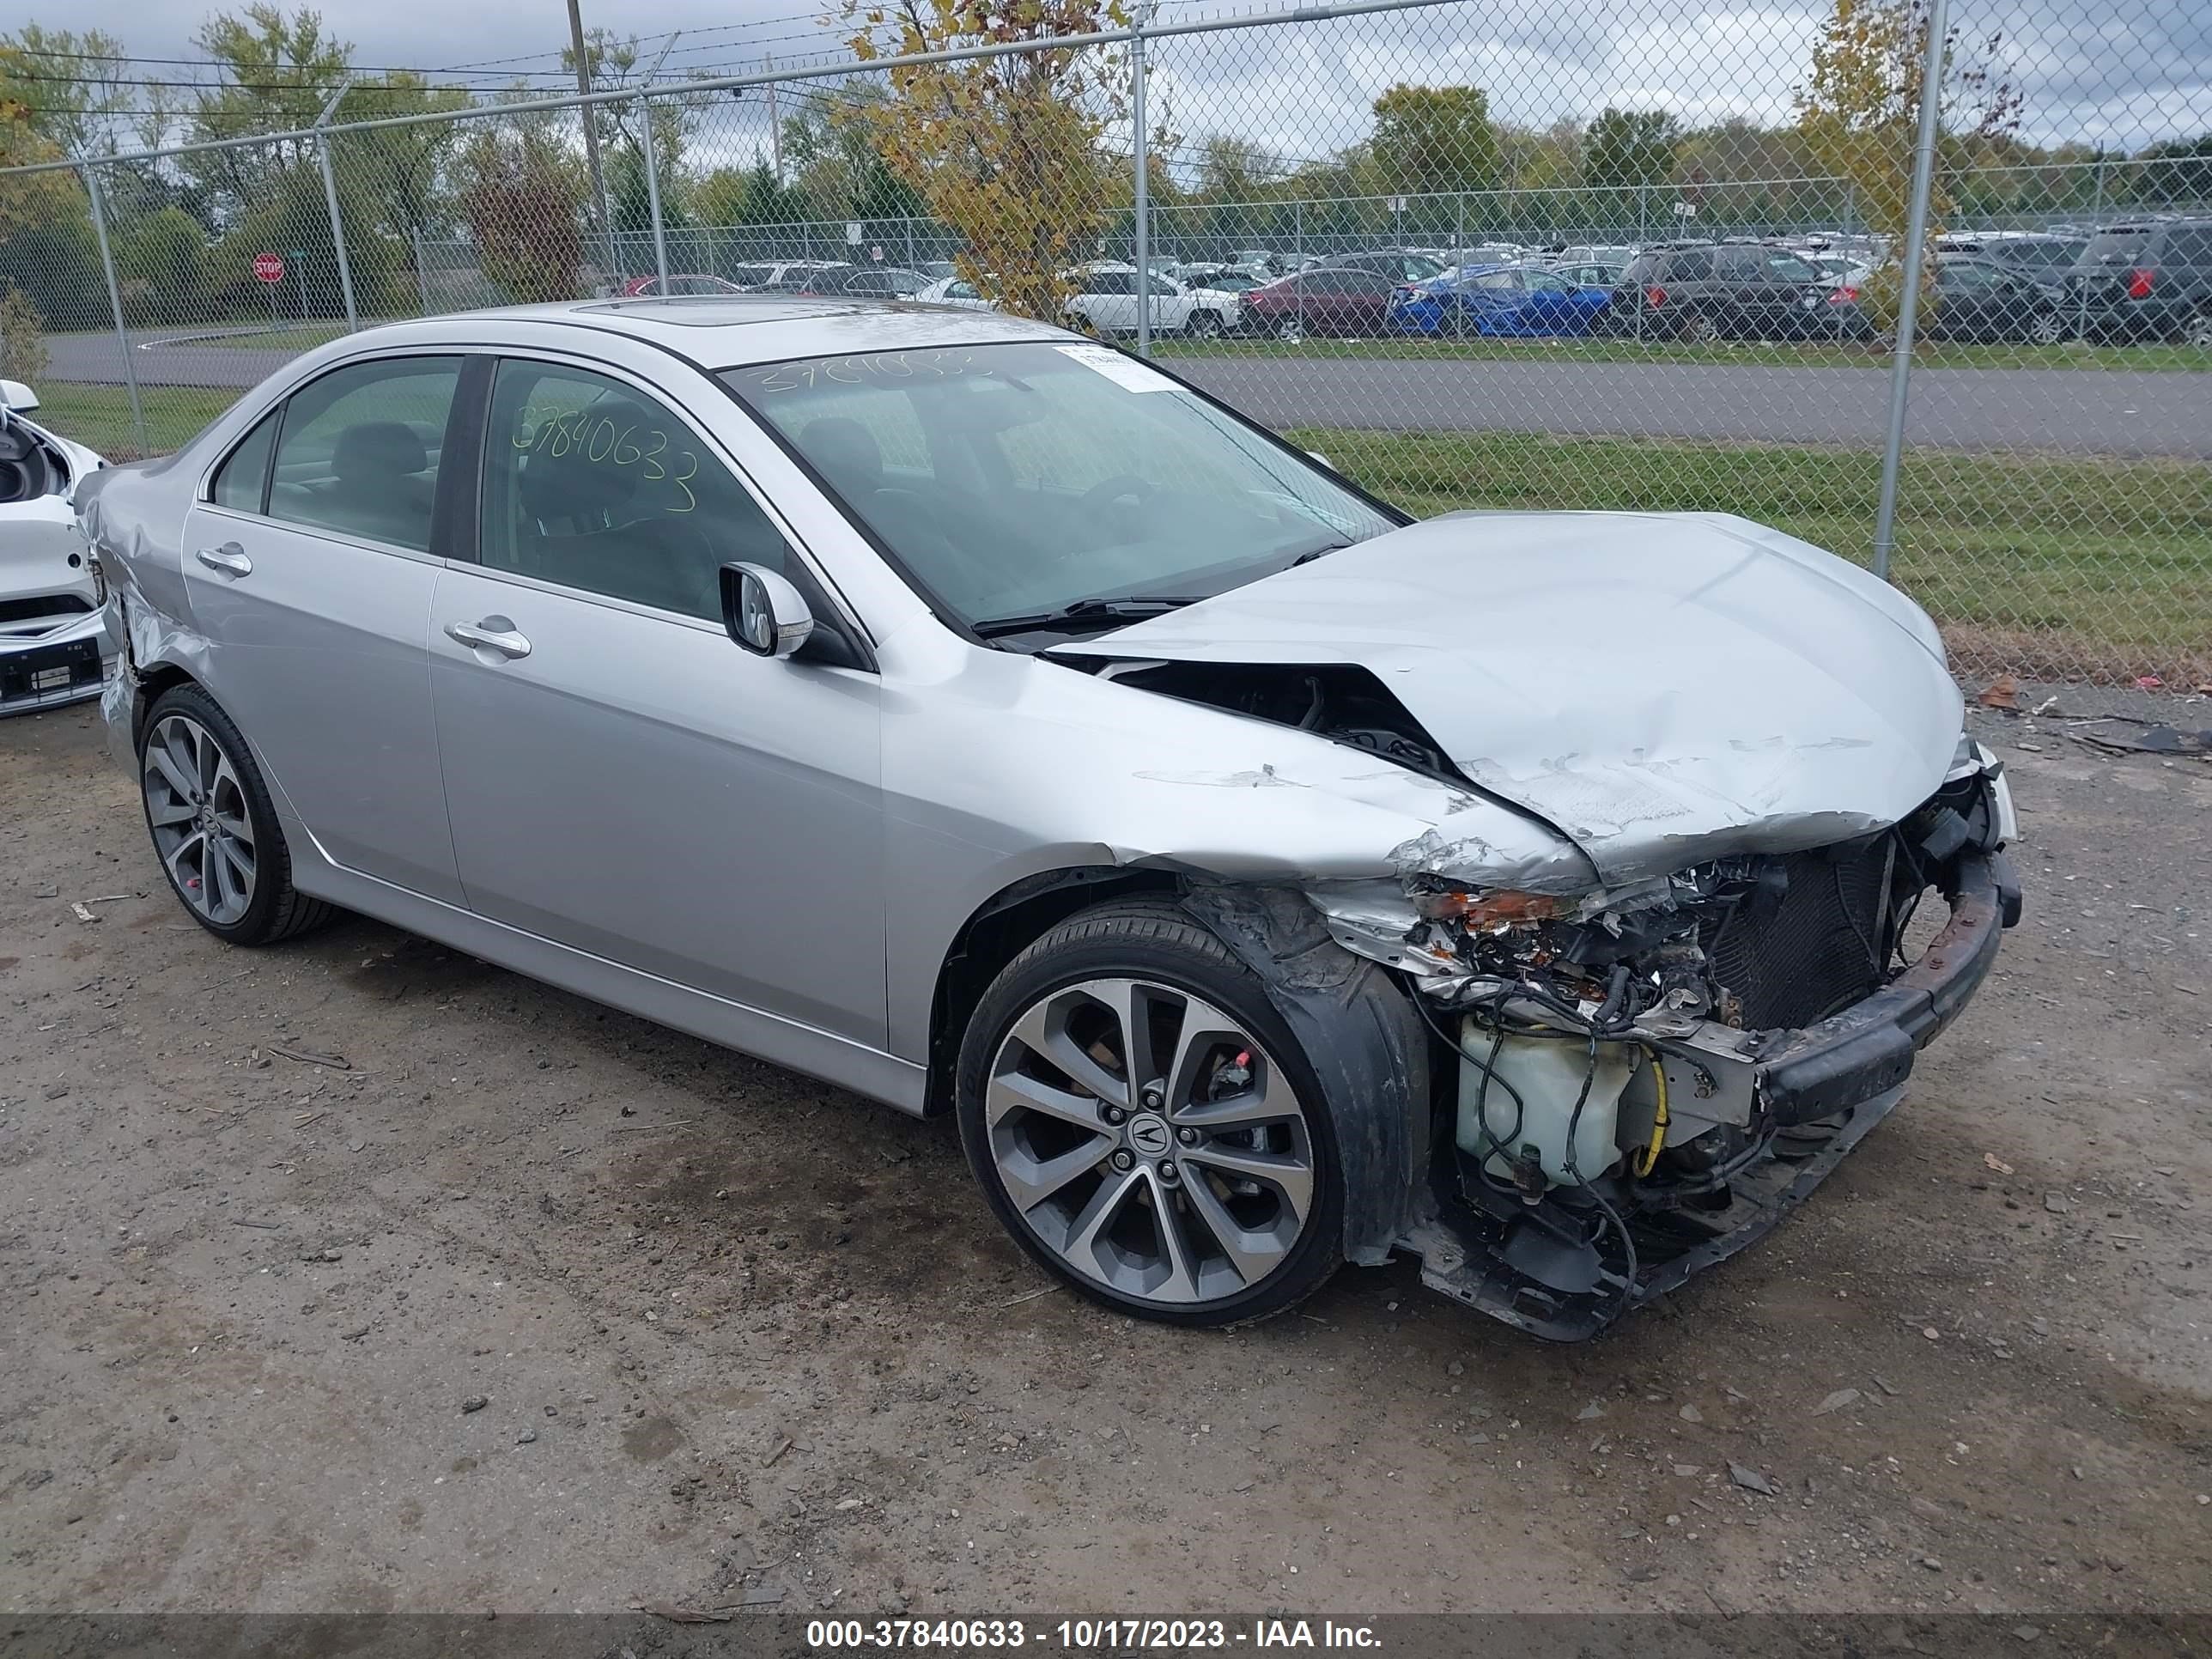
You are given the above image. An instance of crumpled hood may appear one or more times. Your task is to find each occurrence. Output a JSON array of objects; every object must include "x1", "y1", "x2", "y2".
[{"x1": 1060, "y1": 511, "x2": 1962, "y2": 885}]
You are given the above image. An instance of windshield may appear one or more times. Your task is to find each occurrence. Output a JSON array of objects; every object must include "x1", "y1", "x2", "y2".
[{"x1": 723, "y1": 342, "x2": 1401, "y2": 636}]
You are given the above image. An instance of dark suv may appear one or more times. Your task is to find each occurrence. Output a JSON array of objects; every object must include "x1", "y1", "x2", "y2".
[
  {"x1": 2067, "y1": 219, "x2": 2212, "y2": 344},
  {"x1": 1609, "y1": 241, "x2": 1854, "y2": 341}
]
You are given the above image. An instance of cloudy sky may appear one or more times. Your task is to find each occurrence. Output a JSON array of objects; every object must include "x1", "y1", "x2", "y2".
[{"x1": 30, "y1": 0, "x2": 2212, "y2": 165}]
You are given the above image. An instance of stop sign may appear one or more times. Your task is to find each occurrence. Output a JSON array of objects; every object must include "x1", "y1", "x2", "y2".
[{"x1": 252, "y1": 252, "x2": 285, "y2": 283}]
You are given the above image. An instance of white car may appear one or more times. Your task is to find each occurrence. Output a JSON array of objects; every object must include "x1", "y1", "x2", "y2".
[
  {"x1": 915, "y1": 275, "x2": 999, "y2": 312},
  {"x1": 1, "y1": 379, "x2": 108, "y2": 714},
  {"x1": 1063, "y1": 264, "x2": 1241, "y2": 338}
]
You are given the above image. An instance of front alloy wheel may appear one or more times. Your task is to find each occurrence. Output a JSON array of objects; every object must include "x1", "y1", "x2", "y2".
[
  {"x1": 957, "y1": 902, "x2": 1341, "y2": 1325},
  {"x1": 1273, "y1": 315, "x2": 1306, "y2": 344},
  {"x1": 2026, "y1": 310, "x2": 2069, "y2": 345},
  {"x1": 2185, "y1": 309, "x2": 2212, "y2": 349},
  {"x1": 1186, "y1": 308, "x2": 1224, "y2": 339}
]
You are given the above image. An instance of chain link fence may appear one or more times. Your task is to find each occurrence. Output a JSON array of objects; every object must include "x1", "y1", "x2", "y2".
[{"x1": 2, "y1": 0, "x2": 2206, "y2": 686}]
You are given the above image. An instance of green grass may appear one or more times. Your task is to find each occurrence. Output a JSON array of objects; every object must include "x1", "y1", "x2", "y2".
[
  {"x1": 1294, "y1": 427, "x2": 2212, "y2": 684},
  {"x1": 1161, "y1": 336, "x2": 2212, "y2": 372},
  {"x1": 31, "y1": 382, "x2": 240, "y2": 460},
  {"x1": 27, "y1": 380, "x2": 2203, "y2": 684}
]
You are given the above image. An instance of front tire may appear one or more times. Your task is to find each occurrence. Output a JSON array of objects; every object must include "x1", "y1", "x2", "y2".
[
  {"x1": 137, "y1": 684, "x2": 335, "y2": 946},
  {"x1": 1273, "y1": 314, "x2": 1306, "y2": 344},
  {"x1": 956, "y1": 900, "x2": 1344, "y2": 1327},
  {"x1": 1185, "y1": 308, "x2": 1224, "y2": 339}
]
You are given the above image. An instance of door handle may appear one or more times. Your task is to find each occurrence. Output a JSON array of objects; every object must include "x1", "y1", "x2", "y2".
[
  {"x1": 196, "y1": 544, "x2": 252, "y2": 577},
  {"x1": 445, "y1": 619, "x2": 532, "y2": 659}
]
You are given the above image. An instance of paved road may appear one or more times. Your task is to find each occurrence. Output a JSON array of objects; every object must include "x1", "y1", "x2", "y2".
[
  {"x1": 46, "y1": 329, "x2": 2212, "y2": 458},
  {"x1": 1173, "y1": 356, "x2": 2212, "y2": 459}
]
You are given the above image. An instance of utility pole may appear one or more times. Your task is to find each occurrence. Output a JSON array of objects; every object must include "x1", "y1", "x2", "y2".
[{"x1": 567, "y1": 0, "x2": 614, "y2": 282}]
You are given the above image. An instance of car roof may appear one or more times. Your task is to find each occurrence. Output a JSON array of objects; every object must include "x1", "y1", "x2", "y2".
[{"x1": 310, "y1": 297, "x2": 1071, "y2": 370}]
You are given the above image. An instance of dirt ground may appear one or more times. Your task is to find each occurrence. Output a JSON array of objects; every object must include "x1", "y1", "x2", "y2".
[{"x1": 2, "y1": 697, "x2": 2208, "y2": 1620}]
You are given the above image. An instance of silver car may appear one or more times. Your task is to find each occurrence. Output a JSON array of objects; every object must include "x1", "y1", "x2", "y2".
[{"x1": 80, "y1": 298, "x2": 2020, "y2": 1337}]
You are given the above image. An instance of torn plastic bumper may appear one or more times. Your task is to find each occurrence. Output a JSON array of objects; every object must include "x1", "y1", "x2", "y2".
[
  {"x1": 1759, "y1": 846, "x2": 2015, "y2": 1127},
  {"x1": 1399, "y1": 845, "x2": 2017, "y2": 1341}
]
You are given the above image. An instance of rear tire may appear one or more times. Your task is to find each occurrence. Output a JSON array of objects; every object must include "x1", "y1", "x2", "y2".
[
  {"x1": 1676, "y1": 309, "x2": 1719, "y2": 344},
  {"x1": 1185, "y1": 308, "x2": 1224, "y2": 339},
  {"x1": 137, "y1": 684, "x2": 335, "y2": 946},
  {"x1": 956, "y1": 899, "x2": 1345, "y2": 1328},
  {"x1": 1273, "y1": 315, "x2": 1306, "y2": 344},
  {"x1": 2185, "y1": 309, "x2": 2212, "y2": 349}
]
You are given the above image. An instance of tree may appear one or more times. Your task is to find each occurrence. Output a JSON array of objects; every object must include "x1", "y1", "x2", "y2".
[
  {"x1": 783, "y1": 86, "x2": 929, "y2": 224},
  {"x1": 181, "y1": 5, "x2": 351, "y2": 222},
  {"x1": 1795, "y1": 0, "x2": 2021, "y2": 340},
  {"x1": 0, "y1": 27, "x2": 137, "y2": 156},
  {"x1": 1581, "y1": 108, "x2": 1680, "y2": 191},
  {"x1": 841, "y1": 0, "x2": 1131, "y2": 320},
  {"x1": 1370, "y1": 85, "x2": 1501, "y2": 202},
  {"x1": 455, "y1": 124, "x2": 586, "y2": 303},
  {"x1": 2131, "y1": 134, "x2": 2212, "y2": 206},
  {"x1": 696, "y1": 158, "x2": 813, "y2": 229}
]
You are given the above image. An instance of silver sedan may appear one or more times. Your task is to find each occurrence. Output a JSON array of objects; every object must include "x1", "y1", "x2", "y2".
[{"x1": 80, "y1": 296, "x2": 2019, "y2": 1336}]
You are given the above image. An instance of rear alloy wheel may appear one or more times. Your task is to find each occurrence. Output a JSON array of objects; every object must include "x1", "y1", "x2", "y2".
[
  {"x1": 1185, "y1": 308, "x2": 1224, "y2": 339},
  {"x1": 2026, "y1": 310, "x2": 2069, "y2": 346},
  {"x1": 2185, "y1": 309, "x2": 2212, "y2": 349},
  {"x1": 1273, "y1": 315, "x2": 1306, "y2": 344},
  {"x1": 957, "y1": 902, "x2": 1341, "y2": 1326},
  {"x1": 1677, "y1": 309, "x2": 1719, "y2": 344},
  {"x1": 138, "y1": 684, "x2": 334, "y2": 945}
]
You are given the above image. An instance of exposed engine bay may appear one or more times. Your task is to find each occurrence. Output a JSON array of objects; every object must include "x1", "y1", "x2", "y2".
[
  {"x1": 1365, "y1": 757, "x2": 2014, "y2": 1340},
  {"x1": 1104, "y1": 653, "x2": 2021, "y2": 1339}
]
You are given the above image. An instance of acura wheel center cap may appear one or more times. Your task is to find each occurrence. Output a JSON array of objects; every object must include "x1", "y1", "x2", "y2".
[{"x1": 1127, "y1": 1112, "x2": 1171, "y2": 1158}]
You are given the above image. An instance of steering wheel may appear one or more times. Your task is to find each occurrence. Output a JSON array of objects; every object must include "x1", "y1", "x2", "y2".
[{"x1": 1067, "y1": 473, "x2": 1159, "y2": 550}]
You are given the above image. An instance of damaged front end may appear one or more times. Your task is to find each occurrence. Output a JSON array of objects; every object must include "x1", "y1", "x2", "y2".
[{"x1": 1310, "y1": 744, "x2": 2021, "y2": 1341}]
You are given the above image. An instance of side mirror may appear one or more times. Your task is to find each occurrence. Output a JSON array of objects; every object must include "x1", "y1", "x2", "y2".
[
  {"x1": 720, "y1": 562, "x2": 814, "y2": 659},
  {"x1": 1, "y1": 379, "x2": 38, "y2": 412}
]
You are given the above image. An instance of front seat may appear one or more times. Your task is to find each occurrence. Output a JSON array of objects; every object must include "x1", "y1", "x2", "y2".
[{"x1": 322, "y1": 421, "x2": 436, "y2": 549}]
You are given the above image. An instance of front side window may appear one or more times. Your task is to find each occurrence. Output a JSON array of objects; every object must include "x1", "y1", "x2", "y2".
[
  {"x1": 268, "y1": 356, "x2": 461, "y2": 553},
  {"x1": 725, "y1": 343, "x2": 1400, "y2": 635},
  {"x1": 480, "y1": 360, "x2": 791, "y2": 621},
  {"x1": 1668, "y1": 250, "x2": 1716, "y2": 281}
]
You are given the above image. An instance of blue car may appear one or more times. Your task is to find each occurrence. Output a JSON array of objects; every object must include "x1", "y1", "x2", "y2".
[{"x1": 1386, "y1": 262, "x2": 1614, "y2": 337}]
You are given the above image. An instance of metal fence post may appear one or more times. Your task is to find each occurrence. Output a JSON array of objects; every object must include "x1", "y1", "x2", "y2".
[
  {"x1": 1870, "y1": 0, "x2": 1950, "y2": 583},
  {"x1": 316, "y1": 79, "x2": 360, "y2": 332},
  {"x1": 412, "y1": 225, "x2": 432, "y2": 315},
  {"x1": 80, "y1": 161, "x2": 148, "y2": 457},
  {"x1": 1131, "y1": 5, "x2": 1152, "y2": 358},
  {"x1": 640, "y1": 38, "x2": 678, "y2": 294}
]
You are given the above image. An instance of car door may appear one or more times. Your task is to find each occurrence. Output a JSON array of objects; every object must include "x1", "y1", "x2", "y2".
[
  {"x1": 426, "y1": 354, "x2": 887, "y2": 1045},
  {"x1": 1931, "y1": 261, "x2": 1999, "y2": 340},
  {"x1": 1338, "y1": 268, "x2": 1396, "y2": 334},
  {"x1": 179, "y1": 351, "x2": 468, "y2": 903}
]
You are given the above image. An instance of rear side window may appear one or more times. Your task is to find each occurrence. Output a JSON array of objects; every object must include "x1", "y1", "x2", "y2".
[
  {"x1": 210, "y1": 410, "x2": 279, "y2": 514},
  {"x1": 1668, "y1": 250, "x2": 1716, "y2": 281},
  {"x1": 480, "y1": 359, "x2": 792, "y2": 622},
  {"x1": 268, "y1": 356, "x2": 461, "y2": 554}
]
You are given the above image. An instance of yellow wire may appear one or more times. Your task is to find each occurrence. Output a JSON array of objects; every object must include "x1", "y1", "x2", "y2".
[{"x1": 1634, "y1": 1046, "x2": 1669, "y2": 1178}]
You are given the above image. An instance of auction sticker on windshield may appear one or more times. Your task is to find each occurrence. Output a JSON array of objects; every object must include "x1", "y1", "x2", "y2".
[{"x1": 1054, "y1": 343, "x2": 1176, "y2": 392}]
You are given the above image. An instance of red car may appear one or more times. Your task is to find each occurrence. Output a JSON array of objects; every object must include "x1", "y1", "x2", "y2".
[
  {"x1": 1241, "y1": 266, "x2": 1404, "y2": 341},
  {"x1": 619, "y1": 273, "x2": 748, "y2": 297}
]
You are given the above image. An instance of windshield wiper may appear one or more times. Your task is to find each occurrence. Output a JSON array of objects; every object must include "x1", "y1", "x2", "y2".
[
  {"x1": 970, "y1": 595, "x2": 1201, "y2": 640},
  {"x1": 1285, "y1": 537, "x2": 1352, "y2": 569}
]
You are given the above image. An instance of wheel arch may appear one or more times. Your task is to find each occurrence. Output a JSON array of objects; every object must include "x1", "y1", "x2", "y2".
[
  {"x1": 923, "y1": 865, "x2": 1181, "y2": 1116},
  {"x1": 928, "y1": 869, "x2": 1437, "y2": 1271}
]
